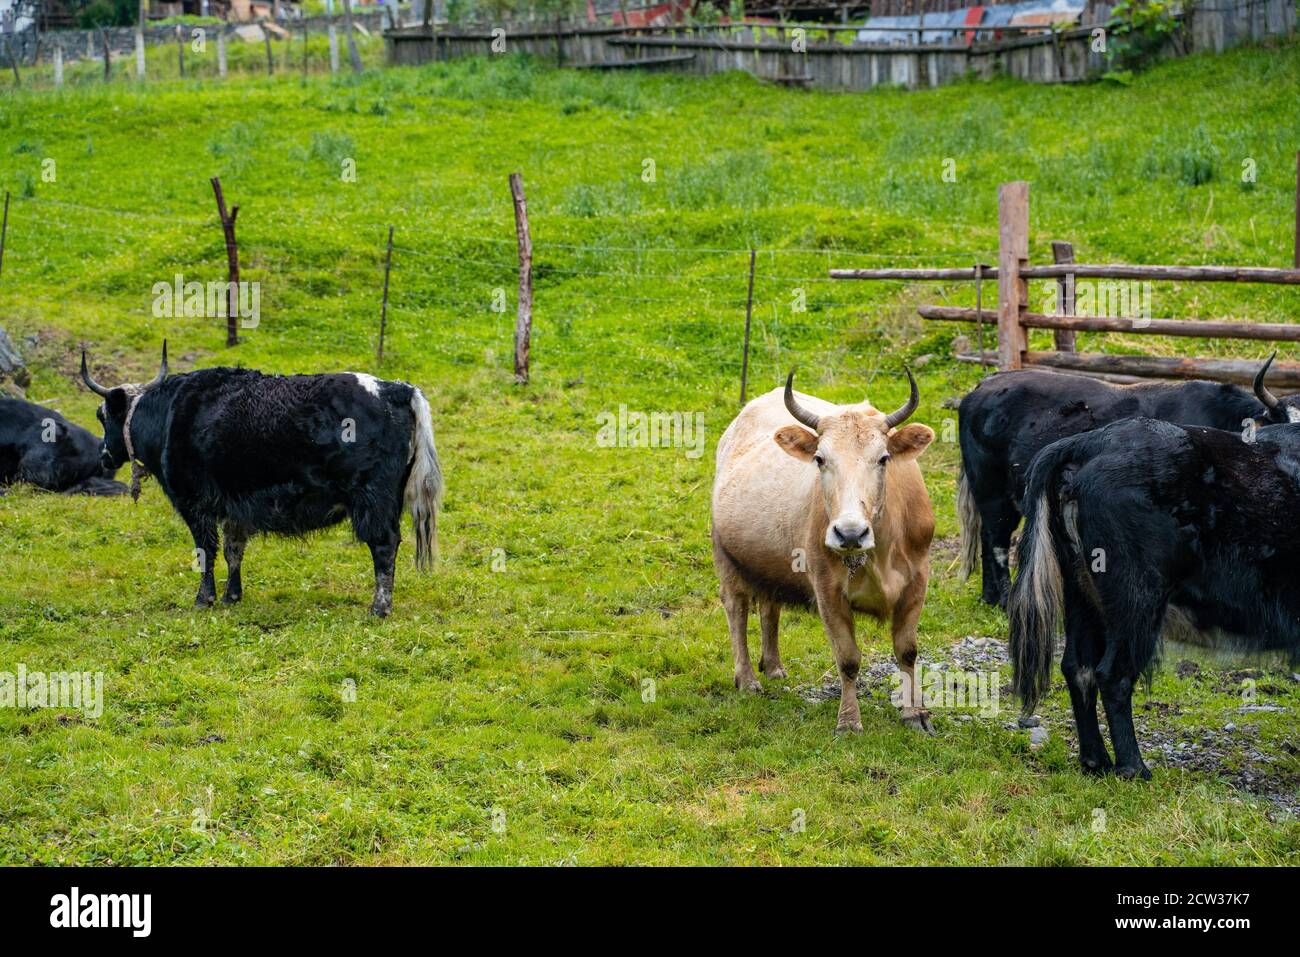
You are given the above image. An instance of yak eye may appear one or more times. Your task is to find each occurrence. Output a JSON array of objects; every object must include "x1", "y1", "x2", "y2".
[
  {"x1": 879, "y1": 453, "x2": 892, "y2": 467},
  {"x1": 813, "y1": 453, "x2": 825, "y2": 468}
]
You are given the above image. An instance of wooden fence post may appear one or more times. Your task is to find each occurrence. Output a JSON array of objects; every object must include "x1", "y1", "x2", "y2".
[
  {"x1": 1294, "y1": 151, "x2": 1299, "y2": 269},
  {"x1": 5, "y1": 36, "x2": 19, "y2": 87},
  {"x1": 135, "y1": 14, "x2": 147, "y2": 79},
  {"x1": 509, "y1": 173, "x2": 533, "y2": 385},
  {"x1": 302, "y1": 23, "x2": 310, "y2": 77},
  {"x1": 739, "y1": 247, "x2": 756, "y2": 405},
  {"x1": 0, "y1": 191, "x2": 10, "y2": 282},
  {"x1": 341, "y1": 0, "x2": 363, "y2": 73},
  {"x1": 265, "y1": 30, "x2": 274, "y2": 75},
  {"x1": 218, "y1": 30, "x2": 227, "y2": 78},
  {"x1": 997, "y1": 181, "x2": 1029, "y2": 370},
  {"x1": 378, "y1": 226, "x2": 393, "y2": 361},
  {"x1": 53, "y1": 44, "x2": 63, "y2": 87},
  {"x1": 210, "y1": 177, "x2": 241, "y2": 347},
  {"x1": 98, "y1": 26, "x2": 111, "y2": 81},
  {"x1": 1051, "y1": 240, "x2": 1076, "y2": 352},
  {"x1": 177, "y1": 26, "x2": 186, "y2": 77}
]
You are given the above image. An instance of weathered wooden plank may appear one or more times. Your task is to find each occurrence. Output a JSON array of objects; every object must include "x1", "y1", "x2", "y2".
[
  {"x1": 997, "y1": 181, "x2": 1030, "y2": 370},
  {"x1": 918, "y1": 305, "x2": 1300, "y2": 342},
  {"x1": 1024, "y1": 351, "x2": 1300, "y2": 388}
]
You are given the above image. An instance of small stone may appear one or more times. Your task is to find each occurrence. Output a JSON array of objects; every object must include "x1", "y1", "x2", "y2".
[
  {"x1": 1018, "y1": 715, "x2": 1040, "y2": 728},
  {"x1": 1028, "y1": 727, "x2": 1049, "y2": 747},
  {"x1": 1224, "y1": 722, "x2": 1237, "y2": 732}
]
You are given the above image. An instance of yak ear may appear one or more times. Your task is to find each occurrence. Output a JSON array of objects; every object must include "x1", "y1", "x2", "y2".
[
  {"x1": 886, "y1": 423, "x2": 934, "y2": 460},
  {"x1": 774, "y1": 424, "x2": 818, "y2": 461}
]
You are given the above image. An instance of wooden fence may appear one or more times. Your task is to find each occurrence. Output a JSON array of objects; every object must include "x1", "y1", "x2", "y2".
[
  {"x1": 830, "y1": 179, "x2": 1300, "y2": 388},
  {"x1": 386, "y1": 0, "x2": 1295, "y2": 91}
]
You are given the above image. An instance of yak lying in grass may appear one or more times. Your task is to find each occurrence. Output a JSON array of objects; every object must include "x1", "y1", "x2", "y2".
[
  {"x1": 958, "y1": 357, "x2": 1300, "y2": 608},
  {"x1": 1009, "y1": 416, "x2": 1300, "y2": 779},
  {"x1": 81, "y1": 343, "x2": 443, "y2": 616},
  {"x1": 0, "y1": 397, "x2": 127, "y2": 496}
]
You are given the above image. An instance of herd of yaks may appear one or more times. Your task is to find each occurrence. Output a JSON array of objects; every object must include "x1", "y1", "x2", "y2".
[{"x1": 3, "y1": 343, "x2": 1300, "y2": 780}]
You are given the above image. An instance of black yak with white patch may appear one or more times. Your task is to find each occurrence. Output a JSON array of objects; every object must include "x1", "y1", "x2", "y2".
[
  {"x1": 1009, "y1": 416, "x2": 1300, "y2": 779},
  {"x1": 958, "y1": 357, "x2": 1300, "y2": 608},
  {"x1": 82, "y1": 344, "x2": 443, "y2": 616},
  {"x1": 0, "y1": 397, "x2": 127, "y2": 495}
]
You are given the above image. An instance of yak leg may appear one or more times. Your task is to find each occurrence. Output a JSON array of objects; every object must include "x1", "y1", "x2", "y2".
[
  {"x1": 891, "y1": 572, "x2": 934, "y2": 734},
  {"x1": 367, "y1": 534, "x2": 398, "y2": 618},
  {"x1": 185, "y1": 518, "x2": 219, "y2": 608},
  {"x1": 221, "y1": 522, "x2": 251, "y2": 605},
  {"x1": 757, "y1": 598, "x2": 786, "y2": 679},
  {"x1": 1097, "y1": 648, "x2": 1150, "y2": 781},
  {"x1": 1060, "y1": 583, "x2": 1112, "y2": 774},
  {"x1": 816, "y1": 588, "x2": 862, "y2": 735},
  {"x1": 722, "y1": 585, "x2": 759, "y2": 692},
  {"x1": 978, "y1": 494, "x2": 1020, "y2": 610}
]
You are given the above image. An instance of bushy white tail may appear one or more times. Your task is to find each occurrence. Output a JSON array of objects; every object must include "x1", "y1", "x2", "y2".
[
  {"x1": 957, "y1": 463, "x2": 980, "y2": 580},
  {"x1": 405, "y1": 388, "x2": 443, "y2": 571}
]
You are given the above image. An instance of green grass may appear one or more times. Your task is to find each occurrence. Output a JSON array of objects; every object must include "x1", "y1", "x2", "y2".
[{"x1": 1, "y1": 37, "x2": 1299, "y2": 864}]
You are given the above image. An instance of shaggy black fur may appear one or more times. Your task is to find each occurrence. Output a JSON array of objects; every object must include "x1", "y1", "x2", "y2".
[
  {"x1": 958, "y1": 369, "x2": 1299, "y2": 608},
  {"x1": 0, "y1": 397, "x2": 126, "y2": 495},
  {"x1": 1010, "y1": 418, "x2": 1300, "y2": 779}
]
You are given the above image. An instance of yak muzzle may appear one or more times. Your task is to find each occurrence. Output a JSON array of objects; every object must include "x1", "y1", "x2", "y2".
[{"x1": 827, "y1": 518, "x2": 874, "y2": 553}]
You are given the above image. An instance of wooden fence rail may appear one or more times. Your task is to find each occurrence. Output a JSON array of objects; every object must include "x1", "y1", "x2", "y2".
[{"x1": 832, "y1": 179, "x2": 1300, "y2": 390}]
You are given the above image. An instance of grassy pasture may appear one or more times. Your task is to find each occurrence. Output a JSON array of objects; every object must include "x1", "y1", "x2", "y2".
[{"x1": 0, "y1": 36, "x2": 1299, "y2": 864}]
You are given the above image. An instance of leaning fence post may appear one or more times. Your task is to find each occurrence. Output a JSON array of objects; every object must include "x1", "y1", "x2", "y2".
[
  {"x1": 98, "y1": 26, "x2": 111, "y2": 81},
  {"x1": 1051, "y1": 240, "x2": 1076, "y2": 353},
  {"x1": 210, "y1": 177, "x2": 241, "y2": 347},
  {"x1": 378, "y1": 226, "x2": 394, "y2": 361},
  {"x1": 739, "y1": 247, "x2": 756, "y2": 405},
  {"x1": 0, "y1": 191, "x2": 10, "y2": 282},
  {"x1": 509, "y1": 172, "x2": 533, "y2": 385},
  {"x1": 997, "y1": 181, "x2": 1029, "y2": 370},
  {"x1": 328, "y1": 0, "x2": 341, "y2": 74},
  {"x1": 1294, "y1": 151, "x2": 1299, "y2": 269}
]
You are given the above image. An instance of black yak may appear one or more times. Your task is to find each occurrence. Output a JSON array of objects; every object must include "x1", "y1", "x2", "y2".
[
  {"x1": 81, "y1": 343, "x2": 443, "y2": 616},
  {"x1": 1009, "y1": 416, "x2": 1300, "y2": 779}
]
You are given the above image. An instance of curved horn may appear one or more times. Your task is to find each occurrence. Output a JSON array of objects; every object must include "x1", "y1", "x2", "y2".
[
  {"x1": 884, "y1": 367, "x2": 920, "y2": 429},
  {"x1": 80, "y1": 350, "x2": 112, "y2": 398},
  {"x1": 1254, "y1": 351, "x2": 1281, "y2": 412},
  {"x1": 784, "y1": 371, "x2": 820, "y2": 432},
  {"x1": 143, "y1": 340, "x2": 169, "y2": 391}
]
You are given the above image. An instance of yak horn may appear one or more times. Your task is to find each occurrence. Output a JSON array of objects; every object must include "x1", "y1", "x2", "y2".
[
  {"x1": 784, "y1": 372, "x2": 820, "y2": 432},
  {"x1": 883, "y1": 367, "x2": 920, "y2": 429},
  {"x1": 80, "y1": 350, "x2": 112, "y2": 398},
  {"x1": 1254, "y1": 352, "x2": 1281, "y2": 411},
  {"x1": 144, "y1": 340, "x2": 169, "y2": 390}
]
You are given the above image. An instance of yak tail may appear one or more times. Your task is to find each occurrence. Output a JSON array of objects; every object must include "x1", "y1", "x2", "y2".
[
  {"x1": 405, "y1": 388, "x2": 444, "y2": 571},
  {"x1": 956, "y1": 462, "x2": 980, "y2": 580},
  {"x1": 1008, "y1": 446, "x2": 1072, "y2": 715}
]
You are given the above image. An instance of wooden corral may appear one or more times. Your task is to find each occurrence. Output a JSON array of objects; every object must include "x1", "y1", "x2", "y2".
[
  {"x1": 832, "y1": 180, "x2": 1300, "y2": 389},
  {"x1": 385, "y1": 0, "x2": 1295, "y2": 92}
]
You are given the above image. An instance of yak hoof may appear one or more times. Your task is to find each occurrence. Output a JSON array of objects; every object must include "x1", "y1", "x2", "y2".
[
  {"x1": 834, "y1": 719, "x2": 863, "y2": 736},
  {"x1": 194, "y1": 592, "x2": 216, "y2": 609},
  {"x1": 1115, "y1": 763, "x2": 1152, "y2": 781},
  {"x1": 370, "y1": 603, "x2": 392, "y2": 618},
  {"x1": 1080, "y1": 754, "x2": 1114, "y2": 776},
  {"x1": 221, "y1": 592, "x2": 242, "y2": 605},
  {"x1": 759, "y1": 661, "x2": 788, "y2": 679},
  {"x1": 734, "y1": 674, "x2": 762, "y2": 694},
  {"x1": 901, "y1": 709, "x2": 935, "y2": 735}
]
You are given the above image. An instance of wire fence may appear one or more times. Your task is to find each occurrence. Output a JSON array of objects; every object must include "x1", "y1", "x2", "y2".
[{"x1": 3, "y1": 192, "x2": 997, "y2": 380}]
